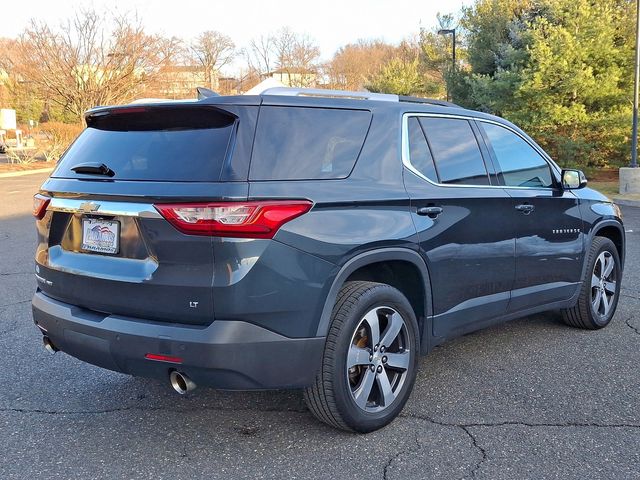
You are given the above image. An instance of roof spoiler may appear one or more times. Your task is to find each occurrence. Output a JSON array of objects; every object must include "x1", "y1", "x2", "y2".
[{"x1": 196, "y1": 87, "x2": 220, "y2": 100}]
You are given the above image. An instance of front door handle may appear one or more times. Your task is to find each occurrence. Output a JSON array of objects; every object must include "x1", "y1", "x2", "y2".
[
  {"x1": 515, "y1": 203, "x2": 535, "y2": 214},
  {"x1": 417, "y1": 206, "x2": 443, "y2": 218}
]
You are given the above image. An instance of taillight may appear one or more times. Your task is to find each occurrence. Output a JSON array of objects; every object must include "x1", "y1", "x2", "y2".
[
  {"x1": 33, "y1": 194, "x2": 50, "y2": 220},
  {"x1": 154, "y1": 200, "x2": 313, "y2": 238}
]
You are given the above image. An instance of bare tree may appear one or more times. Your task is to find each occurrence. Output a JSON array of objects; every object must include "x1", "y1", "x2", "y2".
[
  {"x1": 272, "y1": 27, "x2": 320, "y2": 87},
  {"x1": 243, "y1": 34, "x2": 275, "y2": 78},
  {"x1": 243, "y1": 28, "x2": 319, "y2": 87},
  {"x1": 9, "y1": 9, "x2": 177, "y2": 124},
  {"x1": 326, "y1": 39, "x2": 397, "y2": 91},
  {"x1": 189, "y1": 31, "x2": 235, "y2": 90}
]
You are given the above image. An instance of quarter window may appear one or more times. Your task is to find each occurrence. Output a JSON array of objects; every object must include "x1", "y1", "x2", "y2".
[
  {"x1": 481, "y1": 122, "x2": 553, "y2": 188},
  {"x1": 250, "y1": 106, "x2": 371, "y2": 180},
  {"x1": 407, "y1": 117, "x2": 438, "y2": 183},
  {"x1": 419, "y1": 117, "x2": 490, "y2": 185}
]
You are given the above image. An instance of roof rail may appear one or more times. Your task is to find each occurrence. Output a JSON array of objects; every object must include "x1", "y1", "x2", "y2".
[
  {"x1": 258, "y1": 87, "x2": 460, "y2": 107},
  {"x1": 398, "y1": 95, "x2": 460, "y2": 108},
  {"x1": 260, "y1": 87, "x2": 398, "y2": 102}
]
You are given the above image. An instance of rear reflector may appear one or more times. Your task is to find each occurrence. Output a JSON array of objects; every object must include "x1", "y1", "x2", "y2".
[
  {"x1": 154, "y1": 200, "x2": 313, "y2": 238},
  {"x1": 33, "y1": 194, "x2": 50, "y2": 220},
  {"x1": 144, "y1": 353, "x2": 183, "y2": 364}
]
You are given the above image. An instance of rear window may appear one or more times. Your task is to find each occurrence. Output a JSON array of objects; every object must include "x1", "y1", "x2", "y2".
[
  {"x1": 53, "y1": 106, "x2": 236, "y2": 182},
  {"x1": 249, "y1": 106, "x2": 371, "y2": 180}
]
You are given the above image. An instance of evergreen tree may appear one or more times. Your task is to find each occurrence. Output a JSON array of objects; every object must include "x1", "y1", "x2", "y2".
[{"x1": 458, "y1": 0, "x2": 635, "y2": 167}]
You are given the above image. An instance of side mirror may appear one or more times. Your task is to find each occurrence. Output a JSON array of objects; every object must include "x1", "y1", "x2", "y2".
[{"x1": 562, "y1": 169, "x2": 587, "y2": 190}]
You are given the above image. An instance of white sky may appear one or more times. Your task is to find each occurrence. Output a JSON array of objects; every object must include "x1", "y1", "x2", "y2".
[{"x1": 2, "y1": 0, "x2": 470, "y2": 74}]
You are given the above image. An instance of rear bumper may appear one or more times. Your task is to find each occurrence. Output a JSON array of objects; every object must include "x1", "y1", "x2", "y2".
[{"x1": 32, "y1": 291, "x2": 324, "y2": 390}]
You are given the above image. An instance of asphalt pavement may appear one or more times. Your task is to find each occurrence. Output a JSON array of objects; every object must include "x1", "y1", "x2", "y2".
[{"x1": 1, "y1": 172, "x2": 639, "y2": 480}]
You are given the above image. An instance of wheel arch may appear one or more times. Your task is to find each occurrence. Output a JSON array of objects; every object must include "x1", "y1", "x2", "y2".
[
  {"x1": 316, "y1": 248, "x2": 433, "y2": 354},
  {"x1": 591, "y1": 221, "x2": 625, "y2": 269}
]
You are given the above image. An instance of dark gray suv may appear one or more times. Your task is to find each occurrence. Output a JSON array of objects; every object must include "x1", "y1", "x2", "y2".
[{"x1": 32, "y1": 87, "x2": 625, "y2": 432}]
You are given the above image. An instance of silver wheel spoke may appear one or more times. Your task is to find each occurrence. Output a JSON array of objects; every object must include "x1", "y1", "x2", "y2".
[
  {"x1": 591, "y1": 273, "x2": 600, "y2": 289},
  {"x1": 592, "y1": 289, "x2": 602, "y2": 312},
  {"x1": 353, "y1": 369, "x2": 375, "y2": 409},
  {"x1": 596, "y1": 253, "x2": 606, "y2": 276},
  {"x1": 603, "y1": 254, "x2": 614, "y2": 278},
  {"x1": 603, "y1": 280, "x2": 616, "y2": 295},
  {"x1": 347, "y1": 346, "x2": 370, "y2": 369},
  {"x1": 376, "y1": 369, "x2": 395, "y2": 407},
  {"x1": 363, "y1": 310, "x2": 381, "y2": 347},
  {"x1": 601, "y1": 290, "x2": 611, "y2": 315},
  {"x1": 385, "y1": 351, "x2": 410, "y2": 371},
  {"x1": 380, "y1": 312, "x2": 404, "y2": 348}
]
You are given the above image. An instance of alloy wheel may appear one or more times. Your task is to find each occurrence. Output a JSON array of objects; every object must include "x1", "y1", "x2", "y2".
[
  {"x1": 346, "y1": 306, "x2": 411, "y2": 413},
  {"x1": 591, "y1": 250, "x2": 617, "y2": 319}
]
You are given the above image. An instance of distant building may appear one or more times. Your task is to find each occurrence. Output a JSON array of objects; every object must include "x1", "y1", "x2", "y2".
[
  {"x1": 218, "y1": 76, "x2": 243, "y2": 95},
  {"x1": 152, "y1": 65, "x2": 211, "y2": 99},
  {"x1": 268, "y1": 68, "x2": 317, "y2": 88}
]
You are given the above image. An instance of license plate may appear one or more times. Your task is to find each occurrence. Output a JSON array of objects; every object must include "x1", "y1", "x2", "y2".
[{"x1": 81, "y1": 219, "x2": 120, "y2": 254}]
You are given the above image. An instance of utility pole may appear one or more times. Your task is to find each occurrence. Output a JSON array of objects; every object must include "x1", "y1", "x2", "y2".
[{"x1": 632, "y1": 0, "x2": 640, "y2": 168}]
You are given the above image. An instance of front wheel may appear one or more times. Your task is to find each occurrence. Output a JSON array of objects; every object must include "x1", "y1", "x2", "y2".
[
  {"x1": 562, "y1": 236, "x2": 621, "y2": 329},
  {"x1": 304, "y1": 281, "x2": 419, "y2": 432}
]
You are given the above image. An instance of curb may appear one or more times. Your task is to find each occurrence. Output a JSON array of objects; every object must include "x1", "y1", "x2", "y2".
[
  {"x1": 613, "y1": 196, "x2": 640, "y2": 208},
  {"x1": 0, "y1": 167, "x2": 54, "y2": 179}
]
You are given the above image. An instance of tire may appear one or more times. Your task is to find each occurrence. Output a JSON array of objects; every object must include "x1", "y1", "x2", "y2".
[
  {"x1": 304, "y1": 281, "x2": 420, "y2": 432},
  {"x1": 562, "y1": 236, "x2": 621, "y2": 329}
]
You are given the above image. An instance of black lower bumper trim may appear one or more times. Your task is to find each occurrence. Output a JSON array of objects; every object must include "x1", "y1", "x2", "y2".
[{"x1": 32, "y1": 292, "x2": 324, "y2": 390}]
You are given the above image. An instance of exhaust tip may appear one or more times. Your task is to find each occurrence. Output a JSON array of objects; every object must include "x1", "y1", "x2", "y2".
[
  {"x1": 42, "y1": 336, "x2": 58, "y2": 354},
  {"x1": 169, "y1": 371, "x2": 196, "y2": 394}
]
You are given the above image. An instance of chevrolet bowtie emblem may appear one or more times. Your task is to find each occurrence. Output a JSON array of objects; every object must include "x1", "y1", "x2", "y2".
[{"x1": 78, "y1": 201, "x2": 101, "y2": 213}]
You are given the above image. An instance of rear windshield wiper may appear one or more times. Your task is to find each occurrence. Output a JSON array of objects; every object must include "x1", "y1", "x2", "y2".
[{"x1": 71, "y1": 163, "x2": 115, "y2": 177}]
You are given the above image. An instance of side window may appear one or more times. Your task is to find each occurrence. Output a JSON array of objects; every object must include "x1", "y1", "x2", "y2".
[
  {"x1": 419, "y1": 117, "x2": 490, "y2": 186},
  {"x1": 250, "y1": 106, "x2": 371, "y2": 180},
  {"x1": 407, "y1": 117, "x2": 438, "y2": 183},
  {"x1": 481, "y1": 122, "x2": 553, "y2": 188}
]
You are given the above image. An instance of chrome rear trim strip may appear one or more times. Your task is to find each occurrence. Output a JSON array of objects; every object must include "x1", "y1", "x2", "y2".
[{"x1": 47, "y1": 198, "x2": 162, "y2": 218}]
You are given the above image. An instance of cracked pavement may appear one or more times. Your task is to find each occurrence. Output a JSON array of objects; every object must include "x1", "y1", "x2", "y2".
[{"x1": 1, "y1": 172, "x2": 639, "y2": 480}]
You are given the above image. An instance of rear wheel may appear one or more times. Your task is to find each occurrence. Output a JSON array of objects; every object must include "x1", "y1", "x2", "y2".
[
  {"x1": 562, "y1": 236, "x2": 621, "y2": 329},
  {"x1": 304, "y1": 281, "x2": 419, "y2": 432}
]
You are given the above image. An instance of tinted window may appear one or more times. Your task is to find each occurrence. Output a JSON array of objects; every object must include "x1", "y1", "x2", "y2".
[
  {"x1": 419, "y1": 117, "x2": 489, "y2": 185},
  {"x1": 250, "y1": 106, "x2": 371, "y2": 180},
  {"x1": 54, "y1": 107, "x2": 235, "y2": 182},
  {"x1": 481, "y1": 122, "x2": 553, "y2": 188},
  {"x1": 407, "y1": 117, "x2": 438, "y2": 183}
]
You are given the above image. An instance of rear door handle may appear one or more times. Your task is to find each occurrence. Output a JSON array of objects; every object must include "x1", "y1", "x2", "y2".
[
  {"x1": 417, "y1": 206, "x2": 443, "y2": 218},
  {"x1": 515, "y1": 204, "x2": 535, "y2": 214}
]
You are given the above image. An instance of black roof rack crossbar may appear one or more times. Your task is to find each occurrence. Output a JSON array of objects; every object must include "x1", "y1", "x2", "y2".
[{"x1": 398, "y1": 95, "x2": 460, "y2": 108}]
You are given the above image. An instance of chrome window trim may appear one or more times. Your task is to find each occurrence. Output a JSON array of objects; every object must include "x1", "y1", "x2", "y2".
[
  {"x1": 47, "y1": 198, "x2": 162, "y2": 218},
  {"x1": 401, "y1": 112, "x2": 561, "y2": 191}
]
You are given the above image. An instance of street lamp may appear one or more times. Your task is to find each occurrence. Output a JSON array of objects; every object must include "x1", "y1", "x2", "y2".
[
  {"x1": 437, "y1": 28, "x2": 456, "y2": 66},
  {"x1": 437, "y1": 28, "x2": 456, "y2": 102}
]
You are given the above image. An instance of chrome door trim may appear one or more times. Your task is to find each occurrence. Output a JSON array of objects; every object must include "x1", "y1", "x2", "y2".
[{"x1": 401, "y1": 112, "x2": 562, "y2": 191}]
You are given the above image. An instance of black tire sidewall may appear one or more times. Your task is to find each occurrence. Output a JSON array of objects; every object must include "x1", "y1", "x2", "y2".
[{"x1": 331, "y1": 284, "x2": 419, "y2": 432}]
